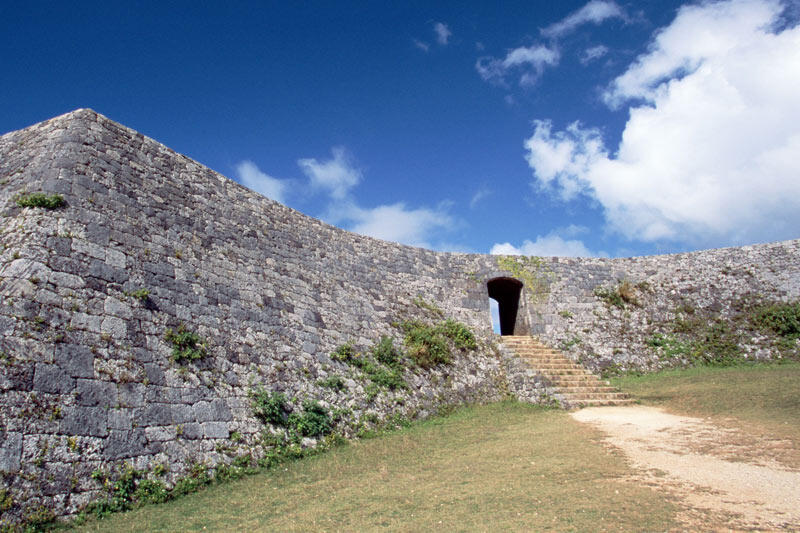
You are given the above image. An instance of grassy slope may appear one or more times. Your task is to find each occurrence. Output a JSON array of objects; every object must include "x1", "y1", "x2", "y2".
[{"x1": 76, "y1": 402, "x2": 678, "y2": 532}]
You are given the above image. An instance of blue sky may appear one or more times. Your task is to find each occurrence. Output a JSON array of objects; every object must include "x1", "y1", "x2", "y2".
[{"x1": 2, "y1": 0, "x2": 799, "y2": 257}]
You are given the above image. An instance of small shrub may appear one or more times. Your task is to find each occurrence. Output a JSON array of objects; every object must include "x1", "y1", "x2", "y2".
[
  {"x1": 14, "y1": 192, "x2": 65, "y2": 209},
  {"x1": 363, "y1": 362, "x2": 406, "y2": 390},
  {"x1": 0, "y1": 488, "x2": 13, "y2": 512},
  {"x1": 126, "y1": 288, "x2": 150, "y2": 301},
  {"x1": 250, "y1": 388, "x2": 288, "y2": 426},
  {"x1": 594, "y1": 280, "x2": 639, "y2": 308},
  {"x1": 689, "y1": 321, "x2": 741, "y2": 366},
  {"x1": 134, "y1": 479, "x2": 169, "y2": 504},
  {"x1": 441, "y1": 319, "x2": 477, "y2": 350},
  {"x1": 164, "y1": 324, "x2": 207, "y2": 363},
  {"x1": 288, "y1": 400, "x2": 332, "y2": 437},
  {"x1": 617, "y1": 281, "x2": 638, "y2": 306},
  {"x1": 559, "y1": 310, "x2": 574, "y2": 319},
  {"x1": 753, "y1": 301, "x2": 800, "y2": 339},
  {"x1": 401, "y1": 320, "x2": 450, "y2": 368},
  {"x1": 317, "y1": 375, "x2": 347, "y2": 391},
  {"x1": 330, "y1": 342, "x2": 357, "y2": 363},
  {"x1": 372, "y1": 336, "x2": 400, "y2": 367}
]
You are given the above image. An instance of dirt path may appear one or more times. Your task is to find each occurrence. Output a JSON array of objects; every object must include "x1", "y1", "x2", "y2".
[{"x1": 571, "y1": 406, "x2": 800, "y2": 531}]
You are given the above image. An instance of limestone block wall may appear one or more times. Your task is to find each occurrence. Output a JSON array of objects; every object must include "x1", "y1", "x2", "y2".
[
  {"x1": 523, "y1": 243, "x2": 800, "y2": 373},
  {"x1": 0, "y1": 109, "x2": 797, "y2": 525},
  {"x1": 0, "y1": 110, "x2": 556, "y2": 524}
]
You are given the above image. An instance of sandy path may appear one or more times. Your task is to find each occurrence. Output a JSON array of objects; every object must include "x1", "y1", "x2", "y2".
[{"x1": 571, "y1": 406, "x2": 800, "y2": 531}]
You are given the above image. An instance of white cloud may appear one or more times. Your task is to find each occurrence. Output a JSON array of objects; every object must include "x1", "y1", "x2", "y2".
[
  {"x1": 235, "y1": 160, "x2": 289, "y2": 203},
  {"x1": 325, "y1": 201, "x2": 455, "y2": 248},
  {"x1": 476, "y1": 45, "x2": 560, "y2": 86},
  {"x1": 541, "y1": 1, "x2": 626, "y2": 38},
  {"x1": 298, "y1": 147, "x2": 458, "y2": 248},
  {"x1": 413, "y1": 39, "x2": 430, "y2": 52},
  {"x1": 580, "y1": 44, "x2": 609, "y2": 64},
  {"x1": 524, "y1": 0, "x2": 800, "y2": 246},
  {"x1": 297, "y1": 147, "x2": 361, "y2": 200},
  {"x1": 470, "y1": 188, "x2": 491, "y2": 208},
  {"x1": 434, "y1": 22, "x2": 452, "y2": 45},
  {"x1": 490, "y1": 233, "x2": 599, "y2": 257}
]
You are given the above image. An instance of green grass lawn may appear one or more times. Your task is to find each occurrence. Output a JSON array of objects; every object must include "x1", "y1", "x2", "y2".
[{"x1": 74, "y1": 402, "x2": 678, "y2": 532}]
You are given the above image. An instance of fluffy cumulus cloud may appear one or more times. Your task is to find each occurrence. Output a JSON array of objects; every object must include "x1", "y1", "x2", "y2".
[
  {"x1": 298, "y1": 148, "x2": 456, "y2": 248},
  {"x1": 490, "y1": 232, "x2": 598, "y2": 257},
  {"x1": 332, "y1": 202, "x2": 455, "y2": 248},
  {"x1": 235, "y1": 160, "x2": 289, "y2": 203},
  {"x1": 524, "y1": 0, "x2": 800, "y2": 245},
  {"x1": 298, "y1": 147, "x2": 361, "y2": 200},
  {"x1": 434, "y1": 22, "x2": 452, "y2": 45}
]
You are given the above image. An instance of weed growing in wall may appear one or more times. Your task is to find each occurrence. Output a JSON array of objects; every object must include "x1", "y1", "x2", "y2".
[
  {"x1": 372, "y1": 335, "x2": 400, "y2": 367},
  {"x1": 249, "y1": 388, "x2": 334, "y2": 440},
  {"x1": 164, "y1": 324, "x2": 207, "y2": 363},
  {"x1": 14, "y1": 192, "x2": 65, "y2": 209},
  {"x1": 125, "y1": 288, "x2": 150, "y2": 302},
  {"x1": 495, "y1": 255, "x2": 554, "y2": 304},
  {"x1": 331, "y1": 339, "x2": 407, "y2": 391},
  {"x1": 287, "y1": 400, "x2": 333, "y2": 438},
  {"x1": 412, "y1": 295, "x2": 444, "y2": 317},
  {"x1": 594, "y1": 280, "x2": 639, "y2": 308},
  {"x1": 752, "y1": 301, "x2": 800, "y2": 349},
  {"x1": 250, "y1": 388, "x2": 289, "y2": 426},
  {"x1": 317, "y1": 375, "x2": 347, "y2": 391}
]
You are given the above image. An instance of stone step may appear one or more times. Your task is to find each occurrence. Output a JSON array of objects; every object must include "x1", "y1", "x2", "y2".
[{"x1": 500, "y1": 335, "x2": 631, "y2": 410}]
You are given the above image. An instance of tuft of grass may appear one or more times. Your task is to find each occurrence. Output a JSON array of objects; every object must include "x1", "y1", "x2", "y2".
[
  {"x1": 73, "y1": 402, "x2": 679, "y2": 532},
  {"x1": 14, "y1": 192, "x2": 65, "y2": 209},
  {"x1": 594, "y1": 280, "x2": 639, "y2": 308}
]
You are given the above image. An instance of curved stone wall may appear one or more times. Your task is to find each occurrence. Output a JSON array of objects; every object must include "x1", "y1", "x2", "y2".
[{"x1": 0, "y1": 109, "x2": 797, "y2": 525}]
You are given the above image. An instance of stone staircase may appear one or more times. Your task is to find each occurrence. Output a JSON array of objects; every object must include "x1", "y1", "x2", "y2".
[{"x1": 501, "y1": 336, "x2": 634, "y2": 408}]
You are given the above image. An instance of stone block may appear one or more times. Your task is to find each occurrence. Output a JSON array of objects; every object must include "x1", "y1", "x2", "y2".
[
  {"x1": 179, "y1": 423, "x2": 202, "y2": 440},
  {"x1": 100, "y1": 316, "x2": 126, "y2": 338},
  {"x1": 143, "y1": 363, "x2": 165, "y2": 385},
  {"x1": 107, "y1": 408, "x2": 132, "y2": 430},
  {"x1": 54, "y1": 344, "x2": 94, "y2": 378},
  {"x1": 76, "y1": 379, "x2": 117, "y2": 407},
  {"x1": 0, "y1": 432, "x2": 22, "y2": 472},
  {"x1": 201, "y1": 422, "x2": 229, "y2": 439},
  {"x1": 103, "y1": 429, "x2": 148, "y2": 459},
  {"x1": 60, "y1": 406, "x2": 108, "y2": 437},
  {"x1": 117, "y1": 383, "x2": 144, "y2": 407},
  {"x1": 33, "y1": 363, "x2": 75, "y2": 394},
  {"x1": 140, "y1": 404, "x2": 172, "y2": 426}
]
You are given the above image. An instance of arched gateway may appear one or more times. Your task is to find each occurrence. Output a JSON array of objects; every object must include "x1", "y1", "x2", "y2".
[{"x1": 487, "y1": 277, "x2": 525, "y2": 336}]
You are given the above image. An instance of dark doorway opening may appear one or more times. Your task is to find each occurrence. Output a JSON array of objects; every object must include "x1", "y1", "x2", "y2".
[{"x1": 487, "y1": 277, "x2": 523, "y2": 336}]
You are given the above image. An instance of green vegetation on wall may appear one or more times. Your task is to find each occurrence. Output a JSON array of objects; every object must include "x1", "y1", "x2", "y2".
[
  {"x1": 164, "y1": 324, "x2": 208, "y2": 363},
  {"x1": 13, "y1": 192, "x2": 65, "y2": 209},
  {"x1": 495, "y1": 255, "x2": 554, "y2": 304},
  {"x1": 642, "y1": 299, "x2": 800, "y2": 372}
]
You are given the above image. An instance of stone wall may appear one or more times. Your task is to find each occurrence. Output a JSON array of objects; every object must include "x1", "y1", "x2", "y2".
[
  {"x1": 528, "y1": 243, "x2": 800, "y2": 373},
  {"x1": 0, "y1": 110, "x2": 555, "y2": 524},
  {"x1": 0, "y1": 109, "x2": 797, "y2": 525}
]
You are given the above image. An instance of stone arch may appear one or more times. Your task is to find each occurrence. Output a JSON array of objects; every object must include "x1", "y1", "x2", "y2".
[{"x1": 487, "y1": 277, "x2": 526, "y2": 336}]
